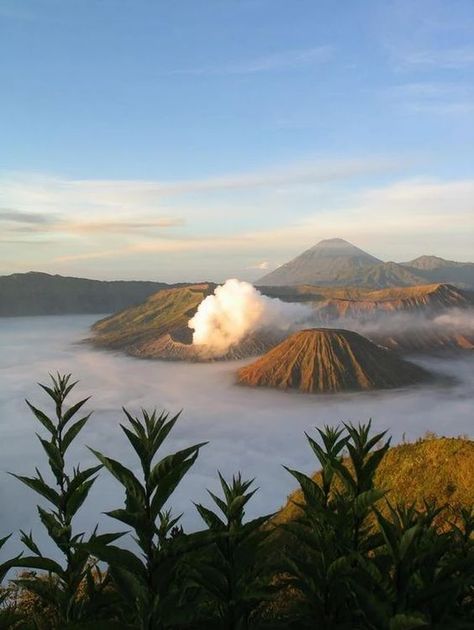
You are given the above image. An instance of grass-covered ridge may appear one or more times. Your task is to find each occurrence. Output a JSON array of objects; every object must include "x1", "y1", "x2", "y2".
[
  {"x1": 275, "y1": 434, "x2": 474, "y2": 525},
  {"x1": 90, "y1": 283, "x2": 215, "y2": 353}
]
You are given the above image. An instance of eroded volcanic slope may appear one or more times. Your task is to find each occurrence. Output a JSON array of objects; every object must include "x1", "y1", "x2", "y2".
[
  {"x1": 262, "y1": 283, "x2": 472, "y2": 319},
  {"x1": 369, "y1": 328, "x2": 474, "y2": 353},
  {"x1": 237, "y1": 328, "x2": 429, "y2": 393},
  {"x1": 90, "y1": 283, "x2": 281, "y2": 361},
  {"x1": 262, "y1": 283, "x2": 474, "y2": 353}
]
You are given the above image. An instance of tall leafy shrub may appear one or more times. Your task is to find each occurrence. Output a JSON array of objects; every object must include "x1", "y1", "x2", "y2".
[{"x1": 9, "y1": 373, "x2": 117, "y2": 627}]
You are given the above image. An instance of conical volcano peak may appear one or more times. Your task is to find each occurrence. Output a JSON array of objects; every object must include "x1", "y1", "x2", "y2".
[
  {"x1": 314, "y1": 237, "x2": 355, "y2": 246},
  {"x1": 258, "y1": 238, "x2": 381, "y2": 286},
  {"x1": 307, "y1": 238, "x2": 374, "y2": 254},
  {"x1": 237, "y1": 328, "x2": 429, "y2": 393}
]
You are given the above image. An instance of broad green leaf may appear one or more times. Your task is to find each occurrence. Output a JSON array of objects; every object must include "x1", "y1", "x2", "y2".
[
  {"x1": 86, "y1": 543, "x2": 147, "y2": 582},
  {"x1": 9, "y1": 473, "x2": 61, "y2": 507},
  {"x1": 19, "y1": 530, "x2": 42, "y2": 557},
  {"x1": 88, "y1": 448, "x2": 145, "y2": 502},
  {"x1": 61, "y1": 397, "x2": 91, "y2": 426},
  {"x1": 283, "y1": 466, "x2": 325, "y2": 507},
  {"x1": 68, "y1": 464, "x2": 103, "y2": 493},
  {"x1": 13, "y1": 555, "x2": 64, "y2": 576},
  {"x1": 62, "y1": 415, "x2": 91, "y2": 452},
  {"x1": 66, "y1": 478, "x2": 97, "y2": 518},
  {"x1": 149, "y1": 443, "x2": 206, "y2": 490},
  {"x1": 37, "y1": 435, "x2": 63, "y2": 480},
  {"x1": 195, "y1": 503, "x2": 225, "y2": 530},
  {"x1": 25, "y1": 400, "x2": 56, "y2": 435}
]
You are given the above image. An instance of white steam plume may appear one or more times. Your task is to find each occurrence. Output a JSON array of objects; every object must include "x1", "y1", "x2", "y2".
[{"x1": 188, "y1": 279, "x2": 312, "y2": 356}]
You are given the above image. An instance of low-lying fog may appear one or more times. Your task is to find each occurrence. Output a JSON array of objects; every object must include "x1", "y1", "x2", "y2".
[{"x1": 0, "y1": 315, "x2": 473, "y2": 557}]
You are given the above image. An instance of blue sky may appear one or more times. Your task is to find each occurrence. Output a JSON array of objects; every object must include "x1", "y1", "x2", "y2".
[{"x1": 1, "y1": 0, "x2": 473, "y2": 281}]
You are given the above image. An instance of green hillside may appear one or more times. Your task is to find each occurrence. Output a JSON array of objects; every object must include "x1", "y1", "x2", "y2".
[
  {"x1": 91, "y1": 283, "x2": 215, "y2": 351},
  {"x1": 275, "y1": 435, "x2": 474, "y2": 525}
]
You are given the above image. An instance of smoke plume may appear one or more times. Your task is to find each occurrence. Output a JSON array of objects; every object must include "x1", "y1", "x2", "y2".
[{"x1": 188, "y1": 279, "x2": 312, "y2": 356}]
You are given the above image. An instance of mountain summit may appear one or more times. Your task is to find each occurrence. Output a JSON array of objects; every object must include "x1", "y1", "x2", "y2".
[
  {"x1": 257, "y1": 238, "x2": 474, "y2": 288},
  {"x1": 257, "y1": 238, "x2": 381, "y2": 286}
]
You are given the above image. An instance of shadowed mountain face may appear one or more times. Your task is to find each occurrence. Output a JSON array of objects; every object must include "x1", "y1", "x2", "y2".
[
  {"x1": 237, "y1": 328, "x2": 429, "y2": 393},
  {"x1": 401, "y1": 256, "x2": 474, "y2": 287},
  {"x1": 258, "y1": 239, "x2": 474, "y2": 288},
  {"x1": 0, "y1": 272, "x2": 180, "y2": 316}
]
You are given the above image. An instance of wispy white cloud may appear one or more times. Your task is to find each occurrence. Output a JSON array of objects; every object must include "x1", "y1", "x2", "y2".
[
  {"x1": 0, "y1": 156, "x2": 402, "y2": 231},
  {"x1": 398, "y1": 46, "x2": 474, "y2": 69},
  {"x1": 169, "y1": 46, "x2": 333, "y2": 76},
  {"x1": 0, "y1": 212, "x2": 184, "y2": 239},
  {"x1": 2, "y1": 164, "x2": 472, "y2": 277},
  {"x1": 257, "y1": 178, "x2": 474, "y2": 260},
  {"x1": 61, "y1": 218, "x2": 184, "y2": 234},
  {"x1": 247, "y1": 261, "x2": 273, "y2": 271},
  {"x1": 44, "y1": 178, "x2": 474, "y2": 268},
  {"x1": 0, "y1": 209, "x2": 56, "y2": 224},
  {"x1": 383, "y1": 82, "x2": 474, "y2": 116}
]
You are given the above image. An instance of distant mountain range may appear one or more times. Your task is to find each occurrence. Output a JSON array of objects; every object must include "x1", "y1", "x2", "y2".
[
  {"x1": 258, "y1": 238, "x2": 474, "y2": 288},
  {"x1": 1, "y1": 239, "x2": 473, "y2": 317},
  {"x1": 0, "y1": 272, "x2": 182, "y2": 317}
]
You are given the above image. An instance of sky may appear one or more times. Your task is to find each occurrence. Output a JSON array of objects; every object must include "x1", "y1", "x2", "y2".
[{"x1": 0, "y1": 0, "x2": 473, "y2": 281}]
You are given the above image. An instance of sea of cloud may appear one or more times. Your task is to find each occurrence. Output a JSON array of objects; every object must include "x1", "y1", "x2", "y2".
[{"x1": 0, "y1": 314, "x2": 472, "y2": 559}]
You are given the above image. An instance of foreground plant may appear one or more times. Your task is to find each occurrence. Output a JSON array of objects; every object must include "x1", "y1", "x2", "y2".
[
  {"x1": 352, "y1": 501, "x2": 474, "y2": 629},
  {"x1": 87, "y1": 407, "x2": 209, "y2": 630},
  {"x1": 281, "y1": 421, "x2": 390, "y2": 628},
  {"x1": 2, "y1": 374, "x2": 474, "y2": 629},
  {"x1": 9, "y1": 373, "x2": 118, "y2": 628},
  {"x1": 190, "y1": 473, "x2": 275, "y2": 628}
]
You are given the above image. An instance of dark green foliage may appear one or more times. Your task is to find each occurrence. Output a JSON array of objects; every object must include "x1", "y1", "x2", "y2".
[
  {"x1": 279, "y1": 421, "x2": 474, "y2": 629},
  {"x1": 1, "y1": 374, "x2": 473, "y2": 629},
  {"x1": 189, "y1": 473, "x2": 275, "y2": 628},
  {"x1": 278, "y1": 422, "x2": 389, "y2": 628},
  {"x1": 87, "y1": 407, "x2": 209, "y2": 630},
  {"x1": 7, "y1": 373, "x2": 119, "y2": 628},
  {"x1": 351, "y1": 501, "x2": 474, "y2": 629}
]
